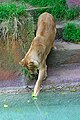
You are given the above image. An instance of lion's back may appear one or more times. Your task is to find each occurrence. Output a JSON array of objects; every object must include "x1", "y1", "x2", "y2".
[{"x1": 36, "y1": 12, "x2": 56, "y2": 38}]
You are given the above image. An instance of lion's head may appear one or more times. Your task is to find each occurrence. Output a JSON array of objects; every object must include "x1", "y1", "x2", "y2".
[{"x1": 19, "y1": 58, "x2": 38, "y2": 75}]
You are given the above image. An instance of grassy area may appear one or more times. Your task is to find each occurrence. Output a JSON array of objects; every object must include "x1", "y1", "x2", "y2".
[
  {"x1": 0, "y1": 3, "x2": 27, "y2": 21},
  {"x1": 0, "y1": 0, "x2": 80, "y2": 21},
  {"x1": 63, "y1": 22, "x2": 80, "y2": 43},
  {"x1": 23, "y1": 0, "x2": 80, "y2": 21},
  {"x1": 0, "y1": 3, "x2": 34, "y2": 49},
  {"x1": 24, "y1": 0, "x2": 66, "y2": 7}
]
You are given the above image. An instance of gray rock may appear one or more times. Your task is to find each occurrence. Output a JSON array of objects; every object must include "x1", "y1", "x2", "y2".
[{"x1": 47, "y1": 40, "x2": 80, "y2": 67}]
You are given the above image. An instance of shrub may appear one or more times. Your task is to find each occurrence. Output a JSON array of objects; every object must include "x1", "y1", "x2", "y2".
[
  {"x1": 24, "y1": 0, "x2": 80, "y2": 21},
  {"x1": 24, "y1": 0, "x2": 68, "y2": 21},
  {"x1": 63, "y1": 22, "x2": 80, "y2": 43},
  {"x1": 51, "y1": 4, "x2": 66, "y2": 20},
  {"x1": 24, "y1": 0, "x2": 56, "y2": 7},
  {"x1": 14, "y1": 0, "x2": 80, "y2": 21},
  {"x1": 65, "y1": 7, "x2": 80, "y2": 20},
  {"x1": 0, "y1": 4, "x2": 26, "y2": 20},
  {"x1": 76, "y1": 29, "x2": 80, "y2": 41}
]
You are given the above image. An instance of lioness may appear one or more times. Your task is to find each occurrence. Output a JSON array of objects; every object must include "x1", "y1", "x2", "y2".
[{"x1": 19, "y1": 12, "x2": 56, "y2": 96}]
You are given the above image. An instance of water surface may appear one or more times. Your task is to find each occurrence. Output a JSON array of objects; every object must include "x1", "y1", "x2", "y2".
[{"x1": 0, "y1": 92, "x2": 80, "y2": 120}]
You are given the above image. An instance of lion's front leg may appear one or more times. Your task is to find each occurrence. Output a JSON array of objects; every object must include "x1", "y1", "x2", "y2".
[{"x1": 34, "y1": 63, "x2": 47, "y2": 96}]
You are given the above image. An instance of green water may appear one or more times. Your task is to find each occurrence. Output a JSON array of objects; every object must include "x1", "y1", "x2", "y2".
[{"x1": 0, "y1": 92, "x2": 80, "y2": 120}]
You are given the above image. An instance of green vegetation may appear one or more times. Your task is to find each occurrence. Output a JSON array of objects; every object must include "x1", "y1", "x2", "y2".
[
  {"x1": 24, "y1": 0, "x2": 80, "y2": 21},
  {"x1": 1, "y1": 0, "x2": 80, "y2": 21},
  {"x1": 65, "y1": 7, "x2": 80, "y2": 20},
  {"x1": 0, "y1": 3, "x2": 26, "y2": 20},
  {"x1": 24, "y1": 0, "x2": 67, "y2": 21},
  {"x1": 21, "y1": 67, "x2": 33, "y2": 79},
  {"x1": 24, "y1": 0, "x2": 66, "y2": 7},
  {"x1": 0, "y1": 1, "x2": 80, "y2": 43},
  {"x1": 63, "y1": 22, "x2": 80, "y2": 43}
]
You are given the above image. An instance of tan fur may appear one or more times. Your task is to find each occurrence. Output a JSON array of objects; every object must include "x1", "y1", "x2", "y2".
[{"x1": 19, "y1": 12, "x2": 56, "y2": 96}]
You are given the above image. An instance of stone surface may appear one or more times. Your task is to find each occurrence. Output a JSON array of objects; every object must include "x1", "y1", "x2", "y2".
[
  {"x1": 27, "y1": 63, "x2": 80, "y2": 92},
  {"x1": 0, "y1": 63, "x2": 80, "y2": 94},
  {"x1": 66, "y1": 0, "x2": 80, "y2": 8},
  {"x1": 43, "y1": 63, "x2": 80, "y2": 89},
  {"x1": 47, "y1": 40, "x2": 80, "y2": 67}
]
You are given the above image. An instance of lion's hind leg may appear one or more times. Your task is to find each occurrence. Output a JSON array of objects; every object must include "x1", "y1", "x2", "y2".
[{"x1": 43, "y1": 64, "x2": 47, "y2": 80}]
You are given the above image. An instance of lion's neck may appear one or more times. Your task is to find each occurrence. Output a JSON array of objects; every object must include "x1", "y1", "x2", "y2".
[
  {"x1": 29, "y1": 50, "x2": 39, "y2": 61},
  {"x1": 26, "y1": 49, "x2": 39, "y2": 67}
]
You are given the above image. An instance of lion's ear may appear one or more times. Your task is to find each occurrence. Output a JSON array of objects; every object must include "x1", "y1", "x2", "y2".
[{"x1": 19, "y1": 58, "x2": 26, "y2": 67}]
